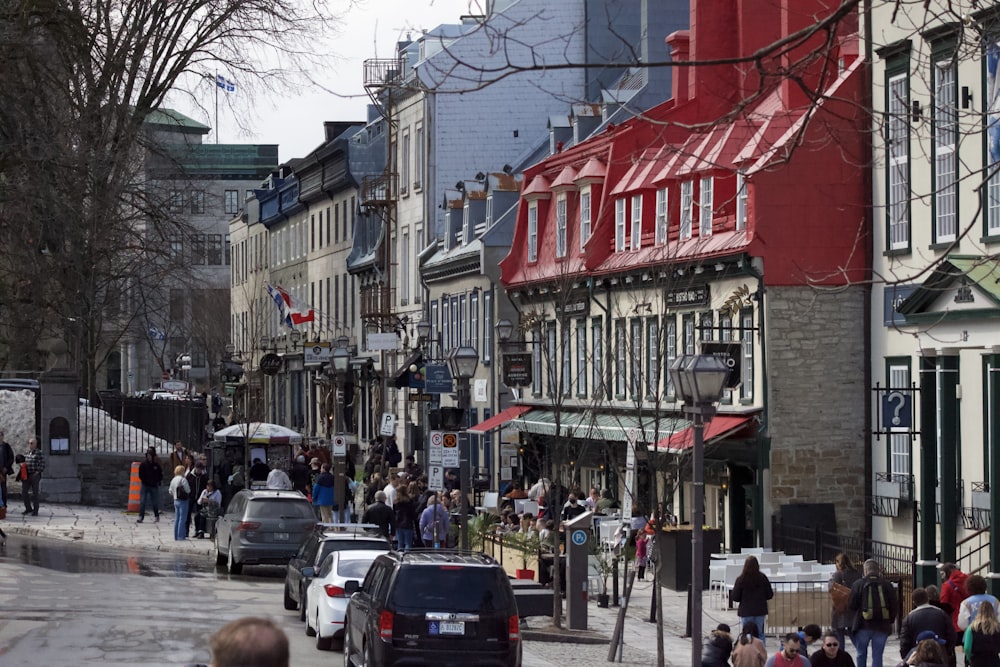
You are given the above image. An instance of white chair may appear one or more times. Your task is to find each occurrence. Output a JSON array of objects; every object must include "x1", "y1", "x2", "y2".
[
  {"x1": 713, "y1": 563, "x2": 744, "y2": 610},
  {"x1": 780, "y1": 553, "x2": 804, "y2": 563},
  {"x1": 514, "y1": 499, "x2": 539, "y2": 516},
  {"x1": 475, "y1": 492, "x2": 500, "y2": 515},
  {"x1": 587, "y1": 556, "x2": 604, "y2": 597},
  {"x1": 758, "y1": 551, "x2": 782, "y2": 564}
]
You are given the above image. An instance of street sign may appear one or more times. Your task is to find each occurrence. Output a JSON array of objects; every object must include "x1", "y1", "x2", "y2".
[
  {"x1": 702, "y1": 342, "x2": 742, "y2": 389},
  {"x1": 367, "y1": 332, "x2": 400, "y2": 351},
  {"x1": 379, "y1": 413, "x2": 396, "y2": 436},
  {"x1": 441, "y1": 432, "x2": 459, "y2": 467},
  {"x1": 304, "y1": 341, "x2": 331, "y2": 366},
  {"x1": 428, "y1": 464, "x2": 444, "y2": 491},
  {"x1": 260, "y1": 353, "x2": 282, "y2": 376},
  {"x1": 408, "y1": 392, "x2": 434, "y2": 402},
  {"x1": 424, "y1": 364, "x2": 454, "y2": 394},
  {"x1": 571, "y1": 529, "x2": 588, "y2": 546},
  {"x1": 882, "y1": 391, "x2": 913, "y2": 429},
  {"x1": 429, "y1": 431, "x2": 443, "y2": 465},
  {"x1": 332, "y1": 435, "x2": 347, "y2": 456},
  {"x1": 501, "y1": 352, "x2": 533, "y2": 387}
]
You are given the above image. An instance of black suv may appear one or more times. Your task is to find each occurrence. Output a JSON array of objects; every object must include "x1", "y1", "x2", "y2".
[
  {"x1": 343, "y1": 550, "x2": 521, "y2": 667},
  {"x1": 283, "y1": 523, "x2": 391, "y2": 619}
]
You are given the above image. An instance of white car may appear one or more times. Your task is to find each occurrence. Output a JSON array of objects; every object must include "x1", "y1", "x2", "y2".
[{"x1": 304, "y1": 548, "x2": 386, "y2": 650}]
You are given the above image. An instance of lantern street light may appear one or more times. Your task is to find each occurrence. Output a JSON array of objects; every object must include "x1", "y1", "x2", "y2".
[
  {"x1": 495, "y1": 318, "x2": 514, "y2": 344},
  {"x1": 448, "y1": 343, "x2": 479, "y2": 550},
  {"x1": 668, "y1": 354, "x2": 729, "y2": 667},
  {"x1": 331, "y1": 339, "x2": 352, "y2": 523}
]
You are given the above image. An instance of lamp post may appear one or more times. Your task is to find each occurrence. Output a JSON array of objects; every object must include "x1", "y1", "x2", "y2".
[
  {"x1": 332, "y1": 337, "x2": 351, "y2": 524},
  {"x1": 668, "y1": 354, "x2": 729, "y2": 667},
  {"x1": 449, "y1": 343, "x2": 479, "y2": 550}
]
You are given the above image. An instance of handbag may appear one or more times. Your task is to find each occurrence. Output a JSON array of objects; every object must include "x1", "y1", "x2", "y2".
[{"x1": 831, "y1": 581, "x2": 851, "y2": 613}]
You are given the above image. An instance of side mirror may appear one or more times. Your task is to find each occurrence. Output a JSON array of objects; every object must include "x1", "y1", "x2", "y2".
[
  {"x1": 301, "y1": 567, "x2": 315, "y2": 579},
  {"x1": 344, "y1": 579, "x2": 361, "y2": 595}
]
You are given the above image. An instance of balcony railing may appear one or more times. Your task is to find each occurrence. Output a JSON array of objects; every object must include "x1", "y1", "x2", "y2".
[
  {"x1": 962, "y1": 482, "x2": 991, "y2": 530},
  {"x1": 363, "y1": 58, "x2": 404, "y2": 88},
  {"x1": 360, "y1": 173, "x2": 398, "y2": 207},
  {"x1": 870, "y1": 472, "x2": 914, "y2": 517}
]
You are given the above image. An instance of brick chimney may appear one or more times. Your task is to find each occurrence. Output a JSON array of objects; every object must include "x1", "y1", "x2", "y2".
[
  {"x1": 665, "y1": 31, "x2": 690, "y2": 104},
  {"x1": 687, "y1": 0, "x2": 738, "y2": 120}
]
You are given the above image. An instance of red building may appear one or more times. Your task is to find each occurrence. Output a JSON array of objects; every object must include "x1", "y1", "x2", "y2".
[{"x1": 498, "y1": 0, "x2": 869, "y2": 548}]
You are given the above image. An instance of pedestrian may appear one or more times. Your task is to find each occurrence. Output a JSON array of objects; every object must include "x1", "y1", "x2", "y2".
[
  {"x1": 848, "y1": 559, "x2": 897, "y2": 667},
  {"x1": 362, "y1": 490, "x2": 395, "y2": 539},
  {"x1": 289, "y1": 454, "x2": 310, "y2": 496},
  {"x1": 927, "y1": 585, "x2": 954, "y2": 621},
  {"x1": 764, "y1": 632, "x2": 810, "y2": 667},
  {"x1": 195, "y1": 479, "x2": 222, "y2": 539},
  {"x1": 312, "y1": 463, "x2": 336, "y2": 523},
  {"x1": 169, "y1": 441, "x2": 188, "y2": 471},
  {"x1": 0, "y1": 430, "x2": 13, "y2": 509},
  {"x1": 958, "y1": 575, "x2": 1000, "y2": 631},
  {"x1": 703, "y1": 622, "x2": 734, "y2": 667},
  {"x1": 266, "y1": 466, "x2": 292, "y2": 490},
  {"x1": 137, "y1": 447, "x2": 163, "y2": 523},
  {"x1": 168, "y1": 464, "x2": 191, "y2": 541},
  {"x1": 393, "y1": 485, "x2": 417, "y2": 551},
  {"x1": 940, "y1": 563, "x2": 968, "y2": 632},
  {"x1": 733, "y1": 621, "x2": 768, "y2": 667},
  {"x1": 832, "y1": 552, "x2": 862, "y2": 649},
  {"x1": 21, "y1": 437, "x2": 45, "y2": 516},
  {"x1": 799, "y1": 624, "x2": 823, "y2": 658},
  {"x1": 208, "y1": 616, "x2": 289, "y2": 667},
  {"x1": 900, "y1": 588, "x2": 957, "y2": 667},
  {"x1": 186, "y1": 460, "x2": 208, "y2": 538},
  {"x1": 249, "y1": 457, "x2": 270, "y2": 484},
  {"x1": 635, "y1": 529, "x2": 650, "y2": 580},
  {"x1": 560, "y1": 493, "x2": 587, "y2": 523},
  {"x1": 732, "y1": 555, "x2": 774, "y2": 648},
  {"x1": 904, "y1": 637, "x2": 948, "y2": 667},
  {"x1": 964, "y1": 600, "x2": 1000, "y2": 667},
  {"x1": 419, "y1": 493, "x2": 449, "y2": 548},
  {"x1": 810, "y1": 630, "x2": 856, "y2": 667}
]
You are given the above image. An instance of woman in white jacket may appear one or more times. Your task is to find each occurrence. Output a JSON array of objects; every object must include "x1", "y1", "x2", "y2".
[{"x1": 168, "y1": 465, "x2": 191, "y2": 541}]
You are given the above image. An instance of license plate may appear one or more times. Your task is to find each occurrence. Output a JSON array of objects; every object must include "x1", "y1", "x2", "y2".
[
  {"x1": 439, "y1": 621, "x2": 464, "y2": 635},
  {"x1": 274, "y1": 532, "x2": 289, "y2": 541}
]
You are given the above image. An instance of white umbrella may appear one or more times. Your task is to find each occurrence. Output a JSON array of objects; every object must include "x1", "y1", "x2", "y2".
[{"x1": 213, "y1": 422, "x2": 303, "y2": 445}]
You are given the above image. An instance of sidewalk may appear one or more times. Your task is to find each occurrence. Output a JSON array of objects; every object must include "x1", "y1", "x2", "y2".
[{"x1": 1, "y1": 504, "x2": 901, "y2": 665}]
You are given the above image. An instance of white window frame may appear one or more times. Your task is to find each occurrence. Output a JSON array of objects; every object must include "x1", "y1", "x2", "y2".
[
  {"x1": 680, "y1": 180, "x2": 693, "y2": 240},
  {"x1": 741, "y1": 309, "x2": 755, "y2": 401},
  {"x1": 561, "y1": 323, "x2": 572, "y2": 397},
  {"x1": 646, "y1": 318, "x2": 659, "y2": 398},
  {"x1": 400, "y1": 129, "x2": 410, "y2": 197},
  {"x1": 576, "y1": 320, "x2": 588, "y2": 397},
  {"x1": 615, "y1": 198, "x2": 627, "y2": 251},
  {"x1": 889, "y1": 362, "x2": 911, "y2": 477},
  {"x1": 735, "y1": 172, "x2": 748, "y2": 231},
  {"x1": 699, "y1": 176, "x2": 713, "y2": 237},
  {"x1": 470, "y1": 291, "x2": 479, "y2": 352},
  {"x1": 532, "y1": 327, "x2": 542, "y2": 396},
  {"x1": 592, "y1": 317, "x2": 604, "y2": 400},
  {"x1": 630, "y1": 194, "x2": 642, "y2": 250},
  {"x1": 579, "y1": 187, "x2": 592, "y2": 250},
  {"x1": 655, "y1": 188, "x2": 668, "y2": 244},
  {"x1": 933, "y1": 57, "x2": 957, "y2": 242},
  {"x1": 414, "y1": 123, "x2": 424, "y2": 190},
  {"x1": 483, "y1": 291, "x2": 493, "y2": 364},
  {"x1": 556, "y1": 194, "x2": 567, "y2": 258},
  {"x1": 400, "y1": 231, "x2": 410, "y2": 306},
  {"x1": 664, "y1": 317, "x2": 677, "y2": 398},
  {"x1": 630, "y1": 318, "x2": 643, "y2": 399},
  {"x1": 614, "y1": 320, "x2": 627, "y2": 397},
  {"x1": 527, "y1": 202, "x2": 538, "y2": 261},
  {"x1": 888, "y1": 73, "x2": 910, "y2": 249}
]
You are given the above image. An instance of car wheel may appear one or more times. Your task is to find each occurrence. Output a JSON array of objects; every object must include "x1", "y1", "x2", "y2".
[
  {"x1": 283, "y1": 582, "x2": 297, "y2": 611},
  {"x1": 316, "y1": 632, "x2": 332, "y2": 651},
  {"x1": 362, "y1": 637, "x2": 373, "y2": 667},
  {"x1": 343, "y1": 630, "x2": 352, "y2": 667},
  {"x1": 305, "y1": 607, "x2": 317, "y2": 637},
  {"x1": 299, "y1": 589, "x2": 307, "y2": 622},
  {"x1": 331, "y1": 636, "x2": 344, "y2": 652},
  {"x1": 227, "y1": 544, "x2": 243, "y2": 575},
  {"x1": 214, "y1": 536, "x2": 226, "y2": 567}
]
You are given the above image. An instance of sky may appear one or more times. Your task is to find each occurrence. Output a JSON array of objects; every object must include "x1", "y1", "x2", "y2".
[{"x1": 174, "y1": 0, "x2": 476, "y2": 163}]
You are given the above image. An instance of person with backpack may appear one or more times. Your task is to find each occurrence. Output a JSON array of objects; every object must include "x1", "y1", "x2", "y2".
[
  {"x1": 957, "y1": 575, "x2": 1000, "y2": 631},
  {"x1": 848, "y1": 559, "x2": 898, "y2": 667},
  {"x1": 940, "y1": 563, "x2": 969, "y2": 632}
]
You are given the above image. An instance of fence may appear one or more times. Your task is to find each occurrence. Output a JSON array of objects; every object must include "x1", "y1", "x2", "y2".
[{"x1": 81, "y1": 395, "x2": 209, "y2": 453}]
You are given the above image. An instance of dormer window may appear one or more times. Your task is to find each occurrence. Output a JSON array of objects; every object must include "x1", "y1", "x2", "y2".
[
  {"x1": 736, "y1": 171, "x2": 748, "y2": 231},
  {"x1": 579, "y1": 187, "x2": 591, "y2": 250},
  {"x1": 528, "y1": 201, "x2": 538, "y2": 261},
  {"x1": 655, "y1": 187, "x2": 668, "y2": 244},
  {"x1": 556, "y1": 193, "x2": 567, "y2": 258},
  {"x1": 630, "y1": 194, "x2": 642, "y2": 250},
  {"x1": 699, "y1": 176, "x2": 713, "y2": 237},
  {"x1": 615, "y1": 198, "x2": 626, "y2": 251},
  {"x1": 680, "y1": 180, "x2": 693, "y2": 240}
]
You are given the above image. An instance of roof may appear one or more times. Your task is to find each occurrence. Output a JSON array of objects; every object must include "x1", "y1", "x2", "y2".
[{"x1": 145, "y1": 108, "x2": 211, "y2": 133}]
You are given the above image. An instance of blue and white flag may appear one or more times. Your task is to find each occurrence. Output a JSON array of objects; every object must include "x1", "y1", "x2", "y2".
[
  {"x1": 148, "y1": 326, "x2": 165, "y2": 340},
  {"x1": 216, "y1": 74, "x2": 235, "y2": 93}
]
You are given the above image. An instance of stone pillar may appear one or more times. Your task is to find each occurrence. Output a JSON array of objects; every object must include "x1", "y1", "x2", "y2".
[{"x1": 39, "y1": 367, "x2": 82, "y2": 503}]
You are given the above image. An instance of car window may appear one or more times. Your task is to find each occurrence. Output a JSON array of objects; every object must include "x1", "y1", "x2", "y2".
[
  {"x1": 390, "y1": 566, "x2": 513, "y2": 612},
  {"x1": 318, "y1": 540, "x2": 387, "y2": 563},
  {"x1": 318, "y1": 553, "x2": 335, "y2": 577},
  {"x1": 247, "y1": 499, "x2": 314, "y2": 520},
  {"x1": 366, "y1": 561, "x2": 392, "y2": 604},
  {"x1": 337, "y1": 556, "x2": 379, "y2": 580}
]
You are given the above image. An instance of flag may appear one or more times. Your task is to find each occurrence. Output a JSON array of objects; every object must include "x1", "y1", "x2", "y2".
[
  {"x1": 148, "y1": 326, "x2": 165, "y2": 340},
  {"x1": 266, "y1": 284, "x2": 315, "y2": 328},
  {"x1": 216, "y1": 74, "x2": 235, "y2": 93}
]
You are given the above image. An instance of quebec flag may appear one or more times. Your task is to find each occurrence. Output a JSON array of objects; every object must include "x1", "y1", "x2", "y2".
[{"x1": 216, "y1": 74, "x2": 235, "y2": 93}]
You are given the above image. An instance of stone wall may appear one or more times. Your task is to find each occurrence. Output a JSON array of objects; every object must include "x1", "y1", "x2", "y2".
[
  {"x1": 77, "y1": 452, "x2": 169, "y2": 510},
  {"x1": 766, "y1": 285, "x2": 867, "y2": 535}
]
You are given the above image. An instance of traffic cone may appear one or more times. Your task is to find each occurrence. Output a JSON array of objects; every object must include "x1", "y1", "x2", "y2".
[{"x1": 127, "y1": 462, "x2": 141, "y2": 514}]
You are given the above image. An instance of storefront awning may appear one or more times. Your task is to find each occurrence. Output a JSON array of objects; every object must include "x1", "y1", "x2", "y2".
[
  {"x1": 468, "y1": 405, "x2": 532, "y2": 434},
  {"x1": 653, "y1": 415, "x2": 755, "y2": 454},
  {"x1": 508, "y1": 409, "x2": 689, "y2": 443}
]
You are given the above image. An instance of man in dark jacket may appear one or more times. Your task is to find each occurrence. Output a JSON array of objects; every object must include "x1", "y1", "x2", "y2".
[
  {"x1": 848, "y1": 559, "x2": 898, "y2": 667},
  {"x1": 289, "y1": 455, "x2": 311, "y2": 496},
  {"x1": 137, "y1": 447, "x2": 163, "y2": 523},
  {"x1": 0, "y1": 431, "x2": 13, "y2": 508},
  {"x1": 900, "y1": 588, "x2": 957, "y2": 667},
  {"x1": 362, "y1": 491, "x2": 395, "y2": 539}
]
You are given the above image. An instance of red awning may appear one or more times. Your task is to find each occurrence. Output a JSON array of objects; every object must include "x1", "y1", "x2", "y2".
[
  {"x1": 654, "y1": 415, "x2": 754, "y2": 453},
  {"x1": 468, "y1": 405, "x2": 532, "y2": 434}
]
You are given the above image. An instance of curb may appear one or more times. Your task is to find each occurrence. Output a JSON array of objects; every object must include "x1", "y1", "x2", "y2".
[{"x1": 522, "y1": 626, "x2": 610, "y2": 644}]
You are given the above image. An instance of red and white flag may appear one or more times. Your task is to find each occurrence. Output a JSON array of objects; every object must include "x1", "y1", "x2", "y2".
[{"x1": 266, "y1": 284, "x2": 315, "y2": 328}]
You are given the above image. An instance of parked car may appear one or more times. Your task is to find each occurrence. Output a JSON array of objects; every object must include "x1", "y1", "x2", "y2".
[
  {"x1": 213, "y1": 489, "x2": 316, "y2": 574},
  {"x1": 284, "y1": 523, "x2": 391, "y2": 619},
  {"x1": 305, "y1": 549, "x2": 384, "y2": 650},
  {"x1": 343, "y1": 550, "x2": 521, "y2": 667}
]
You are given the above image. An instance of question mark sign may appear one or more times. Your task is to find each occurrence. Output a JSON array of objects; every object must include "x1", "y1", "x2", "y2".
[{"x1": 887, "y1": 391, "x2": 905, "y2": 426}]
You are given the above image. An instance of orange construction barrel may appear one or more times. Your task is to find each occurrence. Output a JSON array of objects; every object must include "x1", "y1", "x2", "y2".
[{"x1": 127, "y1": 462, "x2": 141, "y2": 513}]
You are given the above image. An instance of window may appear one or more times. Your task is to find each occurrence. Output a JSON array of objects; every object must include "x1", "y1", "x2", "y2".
[
  {"x1": 740, "y1": 308, "x2": 755, "y2": 400},
  {"x1": 310, "y1": 214, "x2": 315, "y2": 252},
  {"x1": 400, "y1": 231, "x2": 410, "y2": 306},
  {"x1": 190, "y1": 234, "x2": 206, "y2": 265},
  {"x1": 556, "y1": 194, "x2": 567, "y2": 257},
  {"x1": 614, "y1": 319, "x2": 627, "y2": 397},
  {"x1": 735, "y1": 172, "x2": 748, "y2": 231},
  {"x1": 933, "y1": 55, "x2": 957, "y2": 242},
  {"x1": 719, "y1": 314, "x2": 734, "y2": 403},
  {"x1": 224, "y1": 233, "x2": 231, "y2": 266},
  {"x1": 655, "y1": 188, "x2": 668, "y2": 244},
  {"x1": 679, "y1": 181, "x2": 693, "y2": 240},
  {"x1": 580, "y1": 187, "x2": 591, "y2": 250},
  {"x1": 453, "y1": 296, "x2": 461, "y2": 348},
  {"x1": 190, "y1": 191, "x2": 205, "y2": 214},
  {"x1": 682, "y1": 314, "x2": 695, "y2": 355},
  {"x1": 429, "y1": 300, "x2": 440, "y2": 359},
  {"x1": 334, "y1": 205, "x2": 340, "y2": 243},
  {"x1": 527, "y1": 202, "x2": 538, "y2": 261},
  {"x1": 414, "y1": 123, "x2": 424, "y2": 189},
  {"x1": 630, "y1": 194, "x2": 642, "y2": 250},
  {"x1": 561, "y1": 324, "x2": 572, "y2": 396},
  {"x1": 646, "y1": 318, "x2": 659, "y2": 398},
  {"x1": 699, "y1": 176, "x2": 713, "y2": 237},
  {"x1": 400, "y1": 129, "x2": 410, "y2": 196},
  {"x1": 888, "y1": 359, "x2": 911, "y2": 477},
  {"x1": 224, "y1": 190, "x2": 239, "y2": 215},
  {"x1": 326, "y1": 207, "x2": 331, "y2": 245},
  {"x1": 532, "y1": 326, "x2": 542, "y2": 396},
  {"x1": 987, "y1": 42, "x2": 1000, "y2": 236},
  {"x1": 207, "y1": 234, "x2": 223, "y2": 265},
  {"x1": 170, "y1": 289, "x2": 185, "y2": 321},
  {"x1": 442, "y1": 299, "x2": 451, "y2": 352},
  {"x1": 887, "y1": 71, "x2": 910, "y2": 249},
  {"x1": 699, "y1": 312, "x2": 713, "y2": 342},
  {"x1": 483, "y1": 291, "x2": 493, "y2": 364},
  {"x1": 630, "y1": 319, "x2": 642, "y2": 399},
  {"x1": 470, "y1": 291, "x2": 479, "y2": 351},
  {"x1": 546, "y1": 322, "x2": 557, "y2": 397},
  {"x1": 169, "y1": 189, "x2": 184, "y2": 213},
  {"x1": 592, "y1": 317, "x2": 604, "y2": 399},
  {"x1": 576, "y1": 320, "x2": 587, "y2": 397},
  {"x1": 615, "y1": 198, "x2": 626, "y2": 251},
  {"x1": 170, "y1": 236, "x2": 183, "y2": 262},
  {"x1": 663, "y1": 316, "x2": 677, "y2": 397}
]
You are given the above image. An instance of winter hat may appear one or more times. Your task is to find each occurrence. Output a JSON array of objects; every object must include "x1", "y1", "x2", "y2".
[
  {"x1": 916, "y1": 631, "x2": 947, "y2": 645},
  {"x1": 716, "y1": 623, "x2": 731, "y2": 634},
  {"x1": 296, "y1": 454, "x2": 306, "y2": 463},
  {"x1": 310, "y1": 457, "x2": 320, "y2": 467}
]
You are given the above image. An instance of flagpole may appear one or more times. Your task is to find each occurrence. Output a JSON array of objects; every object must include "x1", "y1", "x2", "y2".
[{"x1": 214, "y1": 70, "x2": 219, "y2": 144}]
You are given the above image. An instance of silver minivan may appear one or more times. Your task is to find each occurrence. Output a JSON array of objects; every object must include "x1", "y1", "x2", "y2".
[{"x1": 214, "y1": 489, "x2": 316, "y2": 574}]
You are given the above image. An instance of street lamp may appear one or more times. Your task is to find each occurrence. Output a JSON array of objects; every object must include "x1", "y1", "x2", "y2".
[
  {"x1": 495, "y1": 318, "x2": 514, "y2": 344},
  {"x1": 449, "y1": 343, "x2": 479, "y2": 550},
  {"x1": 331, "y1": 339, "x2": 351, "y2": 523},
  {"x1": 669, "y1": 354, "x2": 729, "y2": 667}
]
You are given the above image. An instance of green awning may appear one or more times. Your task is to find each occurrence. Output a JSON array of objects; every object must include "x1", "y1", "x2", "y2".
[{"x1": 508, "y1": 409, "x2": 689, "y2": 443}]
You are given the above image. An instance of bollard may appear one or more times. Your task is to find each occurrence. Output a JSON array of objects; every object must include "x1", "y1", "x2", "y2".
[{"x1": 126, "y1": 462, "x2": 141, "y2": 514}]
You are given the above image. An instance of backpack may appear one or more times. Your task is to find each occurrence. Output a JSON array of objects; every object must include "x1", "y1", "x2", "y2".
[
  {"x1": 861, "y1": 579, "x2": 890, "y2": 621},
  {"x1": 176, "y1": 481, "x2": 189, "y2": 501},
  {"x1": 385, "y1": 439, "x2": 402, "y2": 467}
]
